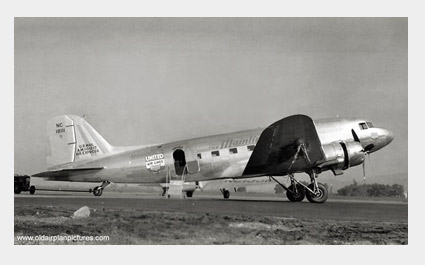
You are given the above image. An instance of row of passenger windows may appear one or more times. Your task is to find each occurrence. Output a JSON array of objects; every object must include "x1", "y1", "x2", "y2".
[{"x1": 197, "y1": 145, "x2": 255, "y2": 159}]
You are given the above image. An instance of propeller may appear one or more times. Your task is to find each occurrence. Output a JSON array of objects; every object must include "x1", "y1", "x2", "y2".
[
  {"x1": 361, "y1": 150, "x2": 372, "y2": 183},
  {"x1": 362, "y1": 159, "x2": 366, "y2": 179},
  {"x1": 362, "y1": 144, "x2": 374, "y2": 183},
  {"x1": 351, "y1": 129, "x2": 374, "y2": 183}
]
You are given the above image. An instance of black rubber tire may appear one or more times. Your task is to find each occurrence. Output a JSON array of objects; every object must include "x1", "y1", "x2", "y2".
[
  {"x1": 286, "y1": 184, "x2": 306, "y2": 202},
  {"x1": 29, "y1": 186, "x2": 36, "y2": 195},
  {"x1": 186, "y1": 191, "x2": 194, "y2": 198},
  {"x1": 14, "y1": 185, "x2": 21, "y2": 194},
  {"x1": 223, "y1": 190, "x2": 230, "y2": 199},
  {"x1": 306, "y1": 183, "x2": 328, "y2": 203},
  {"x1": 93, "y1": 187, "x2": 103, "y2": 197}
]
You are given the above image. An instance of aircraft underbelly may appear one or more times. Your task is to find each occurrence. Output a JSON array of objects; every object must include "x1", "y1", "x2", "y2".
[{"x1": 103, "y1": 168, "x2": 167, "y2": 183}]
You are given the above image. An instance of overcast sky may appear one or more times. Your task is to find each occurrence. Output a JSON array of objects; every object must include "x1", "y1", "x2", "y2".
[{"x1": 14, "y1": 17, "x2": 407, "y2": 187}]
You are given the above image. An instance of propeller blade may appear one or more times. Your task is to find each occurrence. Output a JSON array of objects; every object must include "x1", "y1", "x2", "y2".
[
  {"x1": 351, "y1": 129, "x2": 360, "y2": 142},
  {"x1": 351, "y1": 128, "x2": 371, "y2": 185},
  {"x1": 362, "y1": 160, "x2": 366, "y2": 184},
  {"x1": 363, "y1": 152, "x2": 372, "y2": 184}
]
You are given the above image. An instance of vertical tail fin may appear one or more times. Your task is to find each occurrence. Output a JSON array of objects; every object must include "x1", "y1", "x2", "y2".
[{"x1": 46, "y1": 115, "x2": 112, "y2": 169}]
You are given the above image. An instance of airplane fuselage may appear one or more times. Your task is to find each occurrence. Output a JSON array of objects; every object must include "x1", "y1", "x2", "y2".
[{"x1": 38, "y1": 117, "x2": 393, "y2": 184}]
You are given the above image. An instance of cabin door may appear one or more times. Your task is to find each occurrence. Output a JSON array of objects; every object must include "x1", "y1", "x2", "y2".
[
  {"x1": 173, "y1": 149, "x2": 186, "y2": 176},
  {"x1": 173, "y1": 148, "x2": 200, "y2": 176}
]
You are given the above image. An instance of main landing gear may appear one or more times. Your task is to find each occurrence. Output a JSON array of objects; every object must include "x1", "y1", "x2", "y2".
[
  {"x1": 271, "y1": 170, "x2": 329, "y2": 203},
  {"x1": 90, "y1": 181, "x2": 111, "y2": 197}
]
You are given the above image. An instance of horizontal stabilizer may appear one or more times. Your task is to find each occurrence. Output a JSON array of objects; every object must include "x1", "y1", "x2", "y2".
[
  {"x1": 58, "y1": 167, "x2": 104, "y2": 171},
  {"x1": 32, "y1": 167, "x2": 104, "y2": 181}
]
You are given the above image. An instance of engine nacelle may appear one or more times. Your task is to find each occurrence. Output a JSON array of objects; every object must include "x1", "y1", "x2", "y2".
[{"x1": 321, "y1": 141, "x2": 365, "y2": 175}]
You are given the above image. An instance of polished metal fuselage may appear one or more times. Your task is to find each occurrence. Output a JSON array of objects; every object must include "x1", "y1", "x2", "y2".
[{"x1": 39, "y1": 117, "x2": 393, "y2": 184}]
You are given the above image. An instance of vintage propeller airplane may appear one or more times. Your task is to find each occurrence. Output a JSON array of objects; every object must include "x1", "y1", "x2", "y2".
[{"x1": 30, "y1": 114, "x2": 393, "y2": 203}]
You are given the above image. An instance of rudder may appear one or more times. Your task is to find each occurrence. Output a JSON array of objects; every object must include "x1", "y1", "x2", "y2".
[{"x1": 46, "y1": 115, "x2": 112, "y2": 169}]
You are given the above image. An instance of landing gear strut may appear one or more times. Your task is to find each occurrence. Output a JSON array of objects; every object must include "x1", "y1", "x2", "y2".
[
  {"x1": 91, "y1": 181, "x2": 111, "y2": 197},
  {"x1": 271, "y1": 174, "x2": 306, "y2": 202}
]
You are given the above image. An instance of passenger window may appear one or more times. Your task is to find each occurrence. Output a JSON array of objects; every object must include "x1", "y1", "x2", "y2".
[
  {"x1": 229, "y1": 148, "x2": 238, "y2": 154},
  {"x1": 247, "y1": 145, "x2": 255, "y2": 151},
  {"x1": 211, "y1": 151, "x2": 220, "y2": 157}
]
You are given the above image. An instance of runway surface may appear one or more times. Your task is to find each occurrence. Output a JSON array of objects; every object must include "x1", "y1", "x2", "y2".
[{"x1": 14, "y1": 192, "x2": 408, "y2": 222}]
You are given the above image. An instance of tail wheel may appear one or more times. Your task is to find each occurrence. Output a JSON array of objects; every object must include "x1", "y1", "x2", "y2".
[
  {"x1": 93, "y1": 187, "x2": 103, "y2": 197},
  {"x1": 286, "y1": 184, "x2": 306, "y2": 202},
  {"x1": 306, "y1": 183, "x2": 328, "y2": 203}
]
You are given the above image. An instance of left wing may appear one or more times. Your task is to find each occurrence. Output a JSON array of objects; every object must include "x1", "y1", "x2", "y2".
[{"x1": 242, "y1": 114, "x2": 324, "y2": 176}]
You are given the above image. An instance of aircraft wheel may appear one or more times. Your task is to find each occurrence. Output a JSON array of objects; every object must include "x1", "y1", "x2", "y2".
[
  {"x1": 186, "y1": 191, "x2": 194, "y2": 198},
  {"x1": 93, "y1": 187, "x2": 103, "y2": 197},
  {"x1": 223, "y1": 189, "x2": 230, "y2": 199},
  {"x1": 286, "y1": 184, "x2": 305, "y2": 202},
  {"x1": 306, "y1": 183, "x2": 328, "y2": 203},
  {"x1": 29, "y1": 186, "x2": 36, "y2": 195},
  {"x1": 14, "y1": 185, "x2": 21, "y2": 194}
]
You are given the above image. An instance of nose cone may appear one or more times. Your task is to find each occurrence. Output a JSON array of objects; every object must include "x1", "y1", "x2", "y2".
[
  {"x1": 384, "y1": 129, "x2": 394, "y2": 145},
  {"x1": 371, "y1": 128, "x2": 394, "y2": 152}
]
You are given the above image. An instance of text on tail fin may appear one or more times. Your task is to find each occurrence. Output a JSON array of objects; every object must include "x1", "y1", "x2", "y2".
[{"x1": 46, "y1": 115, "x2": 112, "y2": 169}]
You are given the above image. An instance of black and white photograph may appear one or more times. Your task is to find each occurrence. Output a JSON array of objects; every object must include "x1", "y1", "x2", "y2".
[{"x1": 4, "y1": 1, "x2": 420, "y2": 264}]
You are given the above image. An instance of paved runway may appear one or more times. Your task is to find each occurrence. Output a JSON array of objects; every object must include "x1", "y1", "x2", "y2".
[{"x1": 14, "y1": 192, "x2": 408, "y2": 222}]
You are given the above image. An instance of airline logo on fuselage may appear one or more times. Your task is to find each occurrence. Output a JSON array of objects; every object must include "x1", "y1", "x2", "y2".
[
  {"x1": 145, "y1": 153, "x2": 165, "y2": 173},
  {"x1": 146, "y1": 154, "x2": 164, "y2": 161}
]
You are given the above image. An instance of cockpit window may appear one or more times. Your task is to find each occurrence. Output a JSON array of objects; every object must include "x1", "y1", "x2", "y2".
[
  {"x1": 366, "y1": 122, "x2": 374, "y2": 128},
  {"x1": 359, "y1": 122, "x2": 368, "y2": 130}
]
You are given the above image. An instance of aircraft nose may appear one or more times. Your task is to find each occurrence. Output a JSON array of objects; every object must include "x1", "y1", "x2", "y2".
[
  {"x1": 375, "y1": 128, "x2": 394, "y2": 151},
  {"x1": 368, "y1": 128, "x2": 393, "y2": 153},
  {"x1": 385, "y1": 129, "x2": 394, "y2": 144}
]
